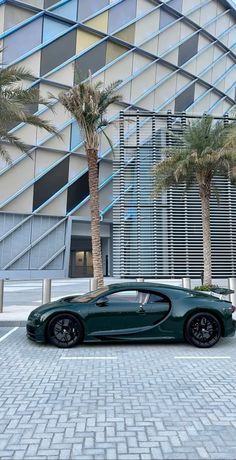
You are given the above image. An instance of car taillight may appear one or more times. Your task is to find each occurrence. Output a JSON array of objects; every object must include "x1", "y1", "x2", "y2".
[{"x1": 231, "y1": 305, "x2": 236, "y2": 313}]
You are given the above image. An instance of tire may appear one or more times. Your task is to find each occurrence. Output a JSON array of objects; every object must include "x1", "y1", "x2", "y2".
[
  {"x1": 47, "y1": 313, "x2": 84, "y2": 348},
  {"x1": 185, "y1": 312, "x2": 221, "y2": 348}
]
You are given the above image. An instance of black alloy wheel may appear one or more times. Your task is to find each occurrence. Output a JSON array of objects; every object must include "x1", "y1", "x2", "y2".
[
  {"x1": 185, "y1": 312, "x2": 221, "y2": 348},
  {"x1": 47, "y1": 314, "x2": 83, "y2": 348}
]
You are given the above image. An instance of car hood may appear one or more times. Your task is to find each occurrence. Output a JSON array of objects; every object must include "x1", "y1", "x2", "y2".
[{"x1": 28, "y1": 295, "x2": 84, "y2": 317}]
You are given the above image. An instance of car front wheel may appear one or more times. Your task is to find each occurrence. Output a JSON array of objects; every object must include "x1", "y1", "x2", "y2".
[
  {"x1": 47, "y1": 314, "x2": 83, "y2": 348},
  {"x1": 185, "y1": 312, "x2": 221, "y2": 348}
]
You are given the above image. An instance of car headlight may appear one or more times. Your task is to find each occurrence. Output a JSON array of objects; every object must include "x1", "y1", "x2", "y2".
[{"x1": 29, "y1": 311, "x2": 42, "y2": 321}]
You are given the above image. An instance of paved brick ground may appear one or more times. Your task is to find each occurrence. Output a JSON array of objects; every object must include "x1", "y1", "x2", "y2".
[{"x1": 0, "y1": 328, "x2": 236, "y2": 459}]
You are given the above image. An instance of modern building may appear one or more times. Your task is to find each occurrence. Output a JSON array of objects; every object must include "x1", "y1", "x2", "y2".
[{"x1": 0, "y1": 0, "x2": 235, "y2": 279}]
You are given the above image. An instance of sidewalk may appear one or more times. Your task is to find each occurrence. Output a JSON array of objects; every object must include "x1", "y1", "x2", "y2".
[
  {"x1": 0, "y1": 278, "x2": 92, "y2": 326},
  {"x1": 0, "y1": 305, "x2": 34, "y2": 326}
]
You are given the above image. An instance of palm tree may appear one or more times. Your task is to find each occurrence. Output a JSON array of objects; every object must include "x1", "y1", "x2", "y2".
[
  {"x1": 0, "y1": 65, "x2": 57, "y2": 162},
  {"x1": 153, "y1": 115, "x2": 236, "y2": 286},
  {"x1": 59, "y1": 78, "x2": 122, "y2": 288}
]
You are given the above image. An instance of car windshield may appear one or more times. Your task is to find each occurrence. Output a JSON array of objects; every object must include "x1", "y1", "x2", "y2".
[{"x1": 72, "y1": 286, "x2": 110, "y2": 303}]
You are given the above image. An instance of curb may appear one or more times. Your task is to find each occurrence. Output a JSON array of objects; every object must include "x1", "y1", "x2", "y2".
[{"x1": 0, "y1": 321, "x2": 26, "y2": 327}]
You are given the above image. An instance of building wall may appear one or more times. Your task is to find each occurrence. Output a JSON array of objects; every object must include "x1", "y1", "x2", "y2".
[
  {"x1": 113, "y1": 112, "x2": 236, "y2": 278},
  {"x1": 0, "y1": 0, "x2": 235, "y2": 278}
]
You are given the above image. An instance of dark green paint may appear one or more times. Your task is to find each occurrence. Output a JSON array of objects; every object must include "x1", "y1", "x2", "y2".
[{"x1": 26, "y1": 282, "x2": 235, "y2": 344}]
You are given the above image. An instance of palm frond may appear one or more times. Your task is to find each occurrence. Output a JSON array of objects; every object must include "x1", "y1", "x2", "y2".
[
  {"x1": 211, "y1": 185, "x2": 221, "y2": 204},
  {"x1": 0, "y1": 63, "x2": 57, "y2": 164},
  {"x1": 98, "y1": 81, "x2": 122, "y2": 114},
  {"x1": 0, "y1": 129, "x2": 29, "y2": 153},
  {"x1": 183, "y1": 174, "x2": 196, "y2": 192},
  {"x1": 94, "y1": 81, "x2": 103, "y2": 91},
  {"x1": 223, "y1": 122, "x2": 236, "y2": 150},
  {"x1": 23, "y1": 114, "x2": 59, "y2": 136},
  {"x1": 0, "y1": 98, "x2": 26, "y2": 124},
  {"x1": 100, "y1": 127, "x2": 114, "y2": 153},
  {"x1": 59, "y1": 75, "x2": 123, "y2": 150},
  {"x1": 103, "y1": 80, "x2": 122, "y2": 96},
  {"x1": 3, "y1": 86, "x2": 41, "y2": 105},
  {"x1": 153, "y1": 115, "x2": 236, "y2": 197},
  {"x1": 0, "y1": 66, "x2": 34, "y2": 87},
  {"x1": 0, "y1": 144, "x2": 12, "y2": 165}
]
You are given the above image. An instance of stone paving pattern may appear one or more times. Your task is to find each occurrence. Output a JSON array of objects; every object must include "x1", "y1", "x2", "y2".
[{"x1": 0, "y1": 328, "x2": 236, "y2": 459}]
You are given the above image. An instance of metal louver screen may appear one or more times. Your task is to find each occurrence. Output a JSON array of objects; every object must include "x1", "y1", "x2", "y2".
[{"x1": 113, "y1": 111, "x2": 236, "y2": 278}]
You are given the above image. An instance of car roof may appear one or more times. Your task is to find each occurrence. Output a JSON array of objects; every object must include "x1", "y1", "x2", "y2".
[{"x1": 106, "y1": 282, "x2": 187, "y2": 292}]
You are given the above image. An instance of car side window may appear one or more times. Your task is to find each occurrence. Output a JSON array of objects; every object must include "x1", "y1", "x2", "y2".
[
  {"x1": 148, "y1": 293, "x2": 167, "y2": 303},
  {"x1": 137, "y1": 291, "x2": 149, "y2": 304},
  {"x1": 99, "y1": 290, "x2": 138, "y2": 304}
]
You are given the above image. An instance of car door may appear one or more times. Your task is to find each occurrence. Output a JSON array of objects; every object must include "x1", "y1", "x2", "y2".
[
  {"x1": 86, "y1": 289, "x2": 143, "y2": 336},
  {"x1": 141, "y1": 291, "x2": 170, "y2": 324},
  {"x1": 86, "y1": 288, "x2": 170, "y2": 338}
]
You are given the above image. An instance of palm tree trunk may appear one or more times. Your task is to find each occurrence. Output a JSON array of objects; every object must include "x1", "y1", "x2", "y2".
[
  {"x1": 86, "y1": 148, "x2": 104, "y2": 288},
  {"x1": 199, "y1": 184, "x2": 212, "y2": 286}
]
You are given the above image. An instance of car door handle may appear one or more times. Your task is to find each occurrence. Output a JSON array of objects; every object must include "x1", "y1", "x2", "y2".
[{"x1": 137, "y1": 307, "x2": 145, "y2": 314}]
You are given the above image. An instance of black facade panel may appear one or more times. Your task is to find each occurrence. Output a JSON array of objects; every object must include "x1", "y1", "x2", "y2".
[
  {"x1": 66, "y1": 172, "x2": 90, "y2": 213},
  {"x1": 178, "y1": 34, "x2": 199, "y2": 66},
  {"x1": 25, "y1": 83, "x2": 40, "y2": 116},
  {"x1": 33, "y1": 157, "x2": 69, "y2": 211},
  {"x1": 40, "y1": 30, "x2": 76, "y2": 76},
  {"x1": 71, "y1": 237, "x2": 92, "y2": 251},
  {"x1": 175, "y1": 84, "x2": 195, "y2": 112},
  {"x1": 44, "y1": 0, "x2": 59, "y2": 7},
  {"x1": 4, "y1": 81, "x2": 39, "y2": 132},
  {"x1": 75, "y1": 42, "x2": 107, "y2": 81}
]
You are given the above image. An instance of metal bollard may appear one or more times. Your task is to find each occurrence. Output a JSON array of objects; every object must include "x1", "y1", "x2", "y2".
[
  {"x1": 89, "y1": 278, "x2": 98, "y2": 292},
  {"x1": 182, "y1": 277, "x2": 191, "y2": 289},
  {"x1": 136, "y1": 278, "x2": 144, "y2": 282},
  {"x1": 0, "y1": 280, "x2": 4, "y2": 313},
  {"x1": 228, "y1": 278, "x2": 236, "y2": 305},
  {"x1": 42, "y1": 279, "x2": 51, "y2": 304}
]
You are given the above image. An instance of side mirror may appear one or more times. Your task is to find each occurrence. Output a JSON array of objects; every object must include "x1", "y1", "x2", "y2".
[{"x1": 96, "y1": 298, "x2": 108, "y2": 307}]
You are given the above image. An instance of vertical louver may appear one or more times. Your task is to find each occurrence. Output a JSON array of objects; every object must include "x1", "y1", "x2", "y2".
[{"x1": 113, "y1": 111, "x2": 236, "y2": 278}]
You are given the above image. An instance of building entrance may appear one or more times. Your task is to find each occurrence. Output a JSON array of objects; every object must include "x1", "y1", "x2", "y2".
[
  {"x1": 69, "y1": 234, "x2": 111, "y2": 278},
  {"x1": 70, "y1": 250, "x2": 93, "y2": 277}
]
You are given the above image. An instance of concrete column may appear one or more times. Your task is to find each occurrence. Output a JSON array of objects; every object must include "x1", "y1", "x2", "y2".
[
  {"x1": 42, "y1": 279, "x2": 51, "y2": 304},
  {"x1": 0, "y1": 280, "x2": 4, "y2": 313},
  {"x1": 182, "y1": 277, "x2": 191, "y2": 289},
  {"x1": 89, "y1": 278, "x2": 98, "y2": 292},
  {"x1": 228, "y1": 278, "x2": 236, "y2": 305}
]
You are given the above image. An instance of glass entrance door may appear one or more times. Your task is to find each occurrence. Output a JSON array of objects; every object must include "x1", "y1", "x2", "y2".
[{"x1": 71, "y1": 251, "x2": 93, "y2": 277}]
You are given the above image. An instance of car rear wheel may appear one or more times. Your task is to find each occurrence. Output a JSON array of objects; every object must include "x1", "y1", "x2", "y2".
[
  {"x1": 185, "y1": 312, "x2": 221, "y2": 348},
  {"x1": 47, "y1": 314, "x2": 83, "y2": 348}
]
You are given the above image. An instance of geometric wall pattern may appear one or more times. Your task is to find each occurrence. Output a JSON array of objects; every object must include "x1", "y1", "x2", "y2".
[{"x1": 0, "y1": 0, "x2": 235, "y2": 277}]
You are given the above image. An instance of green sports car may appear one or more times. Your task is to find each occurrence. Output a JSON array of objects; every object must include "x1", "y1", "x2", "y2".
[{"x1": 26, "y1": 282, "x2": 236, "y2": 348}]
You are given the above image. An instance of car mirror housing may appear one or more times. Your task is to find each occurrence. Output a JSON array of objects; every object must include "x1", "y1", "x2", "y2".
[{"x1": 96, "y1": 298, "x2": 108, "y2": 307}]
